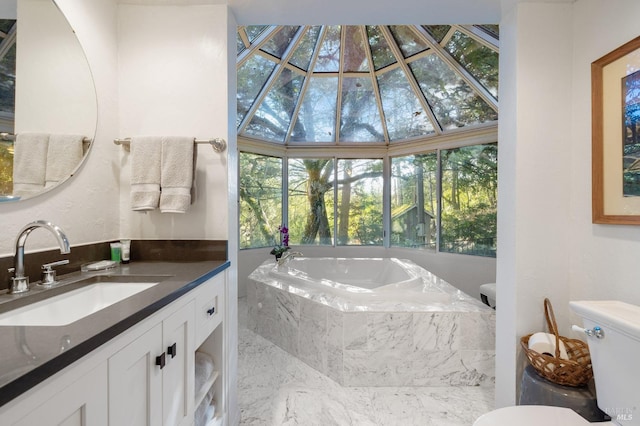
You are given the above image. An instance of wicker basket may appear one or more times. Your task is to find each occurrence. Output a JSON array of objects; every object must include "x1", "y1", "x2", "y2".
[{"x1": 520, "y1": 298, "x2": 593, "y2": 387}]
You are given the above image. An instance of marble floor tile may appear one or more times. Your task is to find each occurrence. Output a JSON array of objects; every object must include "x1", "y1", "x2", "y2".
[
  {"x1": 368, "y1": 388, "x2": 437, "y2": 425},
  {"x1": 413, "y1": 387, "x2": 495, "y2": 425},
  {"x1": 238, "y1": 297, "x2": 495, "y2": 426}
]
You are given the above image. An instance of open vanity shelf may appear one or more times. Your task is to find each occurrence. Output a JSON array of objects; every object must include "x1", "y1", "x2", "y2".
[{"x1": 193, "y1": 271, "x2": 226, "y2": 426}]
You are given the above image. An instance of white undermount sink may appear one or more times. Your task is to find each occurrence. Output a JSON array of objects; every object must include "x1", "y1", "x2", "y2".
[{"x1": 0, "y1": 281, "x2": 159, "y2": 326}]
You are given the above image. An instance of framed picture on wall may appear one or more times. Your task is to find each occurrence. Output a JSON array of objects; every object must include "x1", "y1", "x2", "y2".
[{"x1": 592, "y1": 35, "x2": 640, "y2": 224}]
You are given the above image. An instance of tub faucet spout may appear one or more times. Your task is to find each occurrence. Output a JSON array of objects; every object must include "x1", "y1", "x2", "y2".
[
  {"x1": 10, "y1": 221, "x2": 70, "y2": 294},
  {"x1": 277, "y1": 251, "x2": 303, "y2": 266}
]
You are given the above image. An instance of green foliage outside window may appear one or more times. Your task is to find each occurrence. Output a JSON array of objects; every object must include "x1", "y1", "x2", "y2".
[
  {"x1": 440, "y1": 144, "x2": 497, "y2": 256},
  {"x1": 0, "y1": 143, "x2": 12, "y2": 195},
  {"x1": 288, "y1": 158, "x2": 335, "y2": 245},
  {"x1": 445, "y1": 31, "x2": 499, "y2": 99},
  {"x1": 241, "y1": 144, "x2": 497, "y2": 257},
  {"x1": 336, "y1": 159, "x2": 383, "y2": 245},
  {"x1": 391, "y1": 153, "x2": 438, "y2": 249},
  {"x1": 287, "y1": 158, "x2": 384, "y2": 246},
  {"x1": 239, "y1": 153, "x2": 282, "y2": 249}
]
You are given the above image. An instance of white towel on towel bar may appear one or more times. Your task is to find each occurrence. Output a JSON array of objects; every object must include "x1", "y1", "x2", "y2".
[
  {"x1": 130, "y1": 136, "x2": 162, "y2": 211},
  {"x1": 45, "y1": 134, "x2": 84, "y2": 187},
  {"x1": 12, "y1": 133, "x2": 49, "y2": 197},
  {"x1": 160, "y1": 136, "x2": 195, "y2": 213}
]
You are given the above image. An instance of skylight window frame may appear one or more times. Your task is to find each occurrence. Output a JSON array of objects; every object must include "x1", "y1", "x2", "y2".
[
  {"x1": 286, "y1": 26, "x2": 331, "y2": 144},
  {"x1": 237, "y1": 25, "x2": 280, "y2": 68},
  {"x1": 378, "y1": 25, "x2": 443, "y2": 136},
  {"x1": 361, "y1": 26, "x2": 390, "y2": 144},
  {"x1": 237, "y1": 26, "x2": 251, "y2": 54},
  {"x1": 0, "y1": 21, "x2": 16, "y2": 62},
  {"x1": 237, "y1": 26, "x2": 308, "y2": 136},
  {"x1": 413, "y1": 25, "x2": 498, "y2": 112},
  {"x1": 335, "y1": 25, "x2": 346, "y2": 143},
  {"x1": 237, "y1": 24, "x2": 499, "y2": 146},
  {"x1": 458, "y1": 25, "x2": 499, "y2": 53}
]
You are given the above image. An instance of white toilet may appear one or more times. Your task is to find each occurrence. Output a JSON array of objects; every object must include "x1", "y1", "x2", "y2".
[{"x1": 474, "y1": 300, "x2": 640, "y2": 426}]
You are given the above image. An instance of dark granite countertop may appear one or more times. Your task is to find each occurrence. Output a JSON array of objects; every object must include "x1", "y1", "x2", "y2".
[{"x1": 0, "y1": 259, "x2": 229, "y2": 408}]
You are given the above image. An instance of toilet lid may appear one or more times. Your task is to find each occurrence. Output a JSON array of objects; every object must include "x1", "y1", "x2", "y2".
[{"x1": 473, "y1": 406, "x2": 595, "y2": 426}]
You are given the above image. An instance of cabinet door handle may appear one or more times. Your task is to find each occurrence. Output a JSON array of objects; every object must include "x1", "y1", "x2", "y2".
[
  {"x1": 167, "y1": 342, "x2": 177, "y2": 358},
  {"x1": 207, "y1": 307, "x2": 215, "y2": 316},
  {"x1": 155, "y1": 352, "x2": 166, "y2": 369}
]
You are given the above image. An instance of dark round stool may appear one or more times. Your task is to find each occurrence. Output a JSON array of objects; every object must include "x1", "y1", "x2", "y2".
[{"x1": 519, "y1": 365, "x2": 609, "y2": 422}]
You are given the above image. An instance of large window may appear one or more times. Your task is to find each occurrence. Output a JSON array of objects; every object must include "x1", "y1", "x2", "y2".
[
  {"x1": 391, "y1": 153, "x2": 438, "y2": 249},
  {"x1": 237, "y1": 25, "x2": 499, "y2": 257},
  {"x1": 287, "y1": 157, "x2": 383, "y2": 246},
  {"x1": 288, "y1": 158, "x2": 335, "y2": 245},
  {"x1": 240, "y1": 143, "x2": 497, "y2": 257},
  {"x1": 337, "y1": 159, "x2": 383, "y2": 245},
  {"x1": 440, "y1": 144, "x2": 497, "y2": 256},
  {"x1": 391, "y1": 143, "x2": 497, "y2": 256},
  {"x1": 239, "y1": 153, "x2": 282, "y2": 249}
]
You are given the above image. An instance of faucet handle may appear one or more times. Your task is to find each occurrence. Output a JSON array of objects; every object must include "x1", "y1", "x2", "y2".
[
  {"x1": 7, "y1": 267, "x2": 15, "y2": 286},
  {"x1": 42, "y1": 259, "x2": 70, "y2": 270},
  {"x1": 40, "y1": 259, "x2": 69, "y2": 287}
]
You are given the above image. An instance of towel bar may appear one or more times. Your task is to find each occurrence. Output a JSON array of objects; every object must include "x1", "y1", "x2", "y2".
[
  {"x1": 1, "y1": 132, "x2": 92, "y2": 144},
  {"x1": 114, "y1": 137, "x2": 226, "y2": 153}
]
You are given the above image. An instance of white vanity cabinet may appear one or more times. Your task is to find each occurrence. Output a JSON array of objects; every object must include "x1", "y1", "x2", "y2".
[
  {"x1": 108, "y1": 300, "x2": 194, "y2": 426},
  {"x1": 0, "y1": 267, "x2": 228, "y2": 426},
  {"x1": 108, "y1": 322, "x2": 163, "y2": 425},
  {"x1": 194, "y1": 273, "x2": 224, "y2": 348},
  {"x1": 192, "y1": 273, "x2": 226, "y2": 426},
  {"x1": 13, "y1": 362, "x2": 108, "y2": 426}
]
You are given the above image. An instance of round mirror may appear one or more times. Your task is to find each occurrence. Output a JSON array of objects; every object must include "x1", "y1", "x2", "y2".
[{"x1": 0, "y1": 0, "x2": 97, "y2": 202}]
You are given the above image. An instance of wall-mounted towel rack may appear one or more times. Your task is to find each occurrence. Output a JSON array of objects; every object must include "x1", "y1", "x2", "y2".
[
  {"x1": 114, "y1": 137, "x2": 227, "y2": 153},
  {"x1": 0, "y1": 132, "x2": 92, "y2": 144}
]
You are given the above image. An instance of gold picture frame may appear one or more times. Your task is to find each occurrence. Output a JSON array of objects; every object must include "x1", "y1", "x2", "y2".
[{"x1": 592, "y1": 35, "x2": 640, "y2": 224}]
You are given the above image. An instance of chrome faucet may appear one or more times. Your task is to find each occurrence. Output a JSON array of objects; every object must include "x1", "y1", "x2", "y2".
[
  {"x1": 9, "y1": 221, "x2": 70, "y2": 294},
  {"x1": 277, "y1": 251, "x2": 303, "y2": 266}
]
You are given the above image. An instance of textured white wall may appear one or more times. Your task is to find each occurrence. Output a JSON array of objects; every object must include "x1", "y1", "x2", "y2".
[
  {"x1": 117, "y1": 4, "x2": 230, "y2": 241},
  {"x1": 224, "y1": 9, "x2": 239, "y2": 424},
  {"x1": 569, "y1": 0, "x2": 640, "y2": 307},
  {"x1": 496, "y1": 0, "x2": 640, "y2": 408},
  {"x1": 116, "y1": 5, "x2": 237, "y2": 422},
  {"x1": 0, "y1": 0, "x2": 119, "y2": 256},
  {"x1": 495, "y1": 2, "x2": 574, "y2": 407},
  {"x1": 494, "y1": 3, "x2": 518, "y2": 408},
  {"x1": 1, "y1": 0, "x2": 232, "y2": 250}
]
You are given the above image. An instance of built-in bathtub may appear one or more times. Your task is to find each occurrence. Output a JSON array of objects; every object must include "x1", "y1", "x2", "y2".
[{"x1": 247, "y1": 257, "x2": 495, "y2": 387}]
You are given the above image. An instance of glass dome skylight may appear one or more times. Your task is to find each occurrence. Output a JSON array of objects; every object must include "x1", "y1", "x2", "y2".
[{"x1": 237, "y1": 25, "x2": 498, "y2": 145}]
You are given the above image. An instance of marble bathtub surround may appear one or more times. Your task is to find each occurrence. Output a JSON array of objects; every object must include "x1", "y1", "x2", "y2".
[
  {"x1": 246, "y1": 277, "x2": 495, "y2": 387},
  {"x1": 238, "y1": 297, "x2": 495, "y2": 426},
  {"x1": 0, "y1": 239, "x2": 227, "y2": 292}
]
